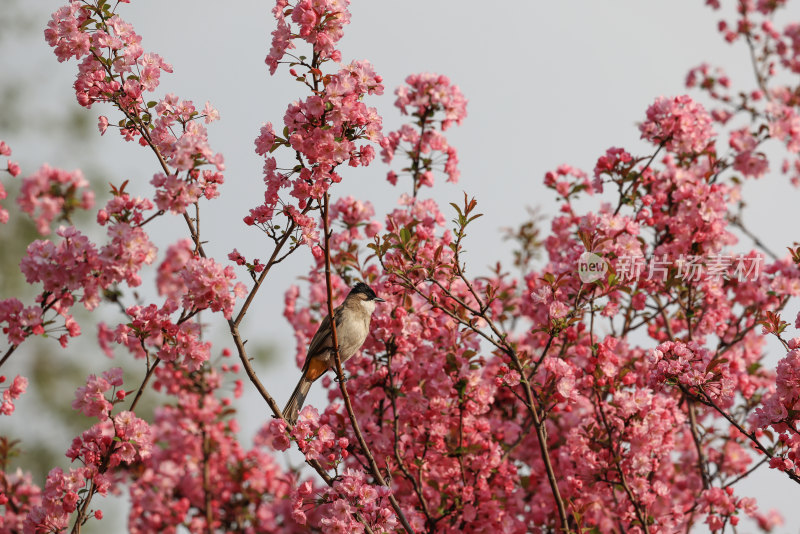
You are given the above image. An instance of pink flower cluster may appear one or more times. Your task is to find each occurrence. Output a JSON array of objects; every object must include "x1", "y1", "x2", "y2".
[
  {"x1": 730, "y1": 127, "x2": 769, "y2": 178},
  {"x1": 0, "y1": 298, "x2": 46, "y2": 346},
  {"x1": 330, "y1": 195, "x2": 382, "y2": 242},
  {"x1": 648, "y1": 340, "x2": 734, "y2": 398},
  {"x1": 247, "y1": 59, "x2": 383, "y2": 247},
  {"x1": 698, "y1": 487, "x2": 758, "y2": 531},
  {"x1": 0, "y1": 375, "x2": 27, "y2": 415},
  {"x1": 565, "y1": 389, "x2": 685, "y2": 529},
  {"x1": 0, "y1": 468, "x2": 40, "y2": 531},
  {"x1": 267, "y1": 406, "x2": 350, "y2": 465},
  {"x1": 155, "y1": 239, "x2": 247, "y2": 319},
  {"x1": 97, "y1": 191, "x2": 154, "y2": 226},
  {"x1": 23, "y1": 466, "x2": 89, "y2": 533},
  {"x1": 318, "y1": 469, "x2": 397, "y2": 534},
  {"x1": 128, "y1": 359, "x2": 303, "y2": 533},
  {"x1": 17, "y1": 164, "x2": 94, "y2": 235},
  {"x1": 640, "y1": 95, "x2": 715, "y2": 154},
  {"x1": 179, "y1": 255, "x2": 247, "y2": 319},
  {"x1": 381, "y1": 73, "x2": 466, "y2": 189},
  {"x1": 5, "y1": 220, "x2": 157, "y2": 350},
  {"x1": 394, "y1": 73, "x2": 468, "y2": 131},
  {"x1": 45, "y1": 3, "x2": 172, "y2": 108},
  {"x1": 0, "y1": 140, "x2": 20, "y2": 224},
  {"x1": 112, "y1": 304, "x2": 211, "y2": 371},
  {"x1": 267, "y1": 411, "x2": 401, "y2": 533},
  {"x1": 25, "y1": 378, "x2": 152, "y2": 534},
  {"x1": 544, "y1": 163, "x2": 592, "y2": 200},
  {"x1": 266, "y1": 0, "x2": 352, "y2": 74},
  {"x1": 46, "y1": 2, "x2": 225, "y2": 214},
  {"x1": 149, "y1": 94, "x2": 225, "y2": 177},
  {"x1": 71, "y1": 368, "x2": 124, "y2": 420},
  {"x1": 752, "y1": 340, "x2": 800, "y2": 476},
  {"x1": 43, "y1": 2, "x2": 90, "y2": 62},
  {"x1": 20, "y1": 224, "x2": 156, "y2": 312},
  {"x1": 593, "y1": 147, "x2": 633, "y2": 193},
  {"x1": 143, "y1": 96, "x2": 225, "y2": 215}
]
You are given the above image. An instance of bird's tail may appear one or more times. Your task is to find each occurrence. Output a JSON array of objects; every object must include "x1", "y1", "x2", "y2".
[{"x1": 282, "y1": 375, "x2": 313, "y2": 424}]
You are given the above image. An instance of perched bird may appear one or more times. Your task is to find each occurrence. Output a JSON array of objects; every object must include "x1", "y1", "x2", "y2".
[{"x1": 282, "y1": 282, "x2": 385, "y2": 424}]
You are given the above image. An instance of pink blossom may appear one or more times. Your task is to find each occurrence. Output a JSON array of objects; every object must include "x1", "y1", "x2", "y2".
[
  {"x1": 97, "y1": 115, "x2": 109, "y2": 135},
  {"x1": 179, "y1": 255, "x2": 247, "y2": 319},
  {"x1": 7, "y1": 160, "x2": 20, "y2": 177},
  {"x1": 17, "y1": 164, "x2": 95, "y2": 235},
  {"x1": 1, "y1": 375, "x2": 28, "y2": 416},
  {"x1": 640, "y1": 95, "x2": 715, "y2": 154},
  {"x1": 44, "y1": 2, "x2": 91, "y2": 62},
  {"x1": 72, "y1": 373, "x2": 113, "y2": 420},
  {"x1": 254, "y1": 122, "x2": 276, "y2": 155},
  {"x1": 202, "y1": 101, "x2": 219, "y2": 123}
]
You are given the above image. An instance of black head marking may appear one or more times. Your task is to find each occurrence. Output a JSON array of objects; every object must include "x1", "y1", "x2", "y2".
[{"x1": 350, "y1": 282, "x2": 383, "y2": 301}]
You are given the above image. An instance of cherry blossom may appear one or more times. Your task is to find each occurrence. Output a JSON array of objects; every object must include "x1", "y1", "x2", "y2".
[{"x1": 4, "y1": 1, "x2": 800, "y2": 533}]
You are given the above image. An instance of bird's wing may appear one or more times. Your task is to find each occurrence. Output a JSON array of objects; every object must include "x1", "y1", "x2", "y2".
[{"x1": 304, "y1": 304, "x2": 345, "y2": 362}]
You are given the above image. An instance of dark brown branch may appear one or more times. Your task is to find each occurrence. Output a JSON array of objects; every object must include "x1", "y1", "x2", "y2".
[
  {"x1": 686, "y1": 398, "x2": 711, "y2": 490},
  {"x1": 202, "y1": 429, "x2": 214, "y2": 534},
  {"x1": 386, "y1": 348, "x2": 435, "y2": 527},
  {"x1": 691, "y1": 388, "x2": 800, "y2": 485},
  {"x1": 0, "y1": 345, "x2": 17, "y2": 371},
  {"x1": 321, "y1": 193, "x2": 416, "y2": 534}
]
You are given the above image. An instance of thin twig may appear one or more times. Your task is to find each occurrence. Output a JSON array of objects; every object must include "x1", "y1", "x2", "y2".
[
  {"x1": 386, "y1": 347, "x2": 435, "y2": 527},
  {"x1": 728, "y1": 214, "x2": 779, "y2": 261},
  {"x1": 686, "y1": 398, "x2": 711, "y2": 489},
  {"x1": 202, "y1": 429, "x2": 214, "y2": 534}
]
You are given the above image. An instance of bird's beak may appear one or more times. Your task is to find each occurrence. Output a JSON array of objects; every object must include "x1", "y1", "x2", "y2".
[{"x1": 374, "y1": 297, "x2": 386, "y2": 303}]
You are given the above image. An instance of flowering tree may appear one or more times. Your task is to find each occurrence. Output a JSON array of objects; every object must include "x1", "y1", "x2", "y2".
[{"x1": 2, "y1": 0, "x2": 800, "y2": 533}]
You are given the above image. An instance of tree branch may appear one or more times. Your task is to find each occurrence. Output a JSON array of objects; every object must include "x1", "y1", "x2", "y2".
[{"x1": 321, "y1": 192, "x2": 416, "y2": 534}]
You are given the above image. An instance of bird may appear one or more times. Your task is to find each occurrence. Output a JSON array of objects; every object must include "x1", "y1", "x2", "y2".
[{"x1": 282, "y1": 282, "x2": 385, "y2": 424}]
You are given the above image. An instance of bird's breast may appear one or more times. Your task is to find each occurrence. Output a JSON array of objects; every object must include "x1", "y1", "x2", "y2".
[{"x1": 336, "y1": 310, "x2": 370, "y2": 360}]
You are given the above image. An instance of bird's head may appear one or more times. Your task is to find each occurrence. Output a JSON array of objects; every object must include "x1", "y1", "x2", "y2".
[{"x1": 347, "y1": 282, "x2": 385, "y2": 313}]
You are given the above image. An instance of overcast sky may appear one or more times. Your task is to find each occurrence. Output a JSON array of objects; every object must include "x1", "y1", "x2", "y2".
[{"x1": 4, "y1": 1, "x2": 800, "y2": 531}]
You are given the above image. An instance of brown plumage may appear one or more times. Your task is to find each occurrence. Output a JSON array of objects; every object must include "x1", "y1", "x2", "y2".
[{"x1": 282, "y1": 282, "x2": 384, "y2": 424}]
